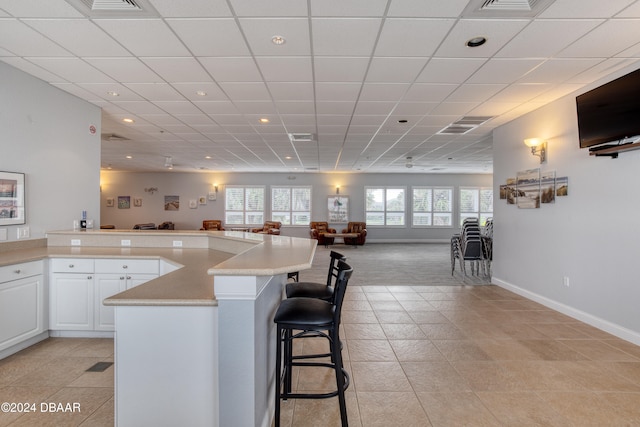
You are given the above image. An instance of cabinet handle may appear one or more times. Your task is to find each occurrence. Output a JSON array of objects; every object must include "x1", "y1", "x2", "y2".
[
  {"x1": 14, "y1": 269, "x2": 21, "y2": 274},
  {"x1": 126, "y1": 276, "x2": 131, "y2": 280},
  {"x1": 120, "y1": 276, "x2": 125, "y2": 280},
  {"x1": 122, "y1": 265, "x2": 128, "y2": 269},
  {"x1": 69, "y1": 264, "x2": 74, "y2": 268},
  {"x1": 87, "y1": 275, "x2": 92, "y2": 279}
]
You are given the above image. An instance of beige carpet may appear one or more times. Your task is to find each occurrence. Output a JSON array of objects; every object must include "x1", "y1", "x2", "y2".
[{"x1": 299, "y1": 243, "x2": 491, "y2": 287}]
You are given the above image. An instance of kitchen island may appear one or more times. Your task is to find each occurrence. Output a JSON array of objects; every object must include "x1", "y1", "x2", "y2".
[{"x1": 5, "y1": 229, "x2": 316, "y2": 427}]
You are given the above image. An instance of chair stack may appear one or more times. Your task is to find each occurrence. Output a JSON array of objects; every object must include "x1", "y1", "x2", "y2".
[
  {"x1": 273, "y1": 258, "x2": 353, "y2": 427},
  {"x1": 451, "y1": 218, "x2": 485, "y2": 278}
]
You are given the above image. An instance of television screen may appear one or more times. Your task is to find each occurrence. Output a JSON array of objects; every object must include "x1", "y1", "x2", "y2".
[{"x1": 576, "y1": 68, "x2": 640, "y2": 149}]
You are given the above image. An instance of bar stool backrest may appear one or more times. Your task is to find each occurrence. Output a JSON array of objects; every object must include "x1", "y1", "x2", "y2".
[
  {"x1": 333, "y1": 260, "x2": 353, "y2": 325},
  {"x1": 326, "y1": 251, "x2": 347, "y2": 288}
]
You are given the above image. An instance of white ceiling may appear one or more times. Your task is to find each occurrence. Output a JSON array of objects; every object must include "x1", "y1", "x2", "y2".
[{"x1": 2, "y1": 0, "x2": 640, "y2": 174}]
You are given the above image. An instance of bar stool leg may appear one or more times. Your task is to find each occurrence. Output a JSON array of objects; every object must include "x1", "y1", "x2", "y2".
[
  {"x1": 331, "y1": 328, "x2": 348, "y2": 427},
  {"x1": 275, "y1": 325, "x2": 283, "y2": 427}
]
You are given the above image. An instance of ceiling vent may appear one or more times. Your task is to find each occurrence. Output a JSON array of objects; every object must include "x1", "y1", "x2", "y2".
[
  {"x1": 288, "y1": 133, "x2": 315, "y2": 143},
  {"x1": 101, "y1": 133, "x2": 130, "y2": 142},
  {"x1": 462, "y1": 0, "x2": 555, "y2": 17},
  {"x1": 65, "y1": 0, "x2": 158, "y2": 17},
  {"x1": 437, "y1": 116, "x2": 493, "y2": 135}
]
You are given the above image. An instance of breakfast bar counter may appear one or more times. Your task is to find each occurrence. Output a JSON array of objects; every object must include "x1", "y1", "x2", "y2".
[{"x1": 42, "y1": 229, "x2": 317, "y2": 427}]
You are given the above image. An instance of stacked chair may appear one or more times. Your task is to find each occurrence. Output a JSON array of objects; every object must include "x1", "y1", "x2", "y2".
[
  {"x1": 451, "y1": 218, "x2": 486, "y2": 278},
  {"x1": 273, "y1": 253, "x2": 353, "y2": 427}
]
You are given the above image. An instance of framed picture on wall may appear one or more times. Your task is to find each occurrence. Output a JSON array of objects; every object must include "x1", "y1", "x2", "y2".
[
  {"x1": 106, "y1": 197, "x2": 114, "y2": 207},
  {"x1": 328, "y1": 195, "x2": 349, "y2": 223},
  {"x1": 0, "y1": 171, "x2": 25, "y2": 226},
  {"x1": 133, "y1": 197, "x2": 143, "y2": 207},
  {"x1": 118, "y1": 196, "x2": 130, "y2": 209}
]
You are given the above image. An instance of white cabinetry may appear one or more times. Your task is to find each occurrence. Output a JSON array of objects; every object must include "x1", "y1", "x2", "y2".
[
  {"x1": 49, "y1": 259, "x2": 94, "y2": 331},
  {"x1": 50, "y1": 258, "x2": 159, "y2": 333},
  {"x1": 0, "y1": 260, "x2": 45, "y2": 352},
  {"x1": 94, "y1": 259, "x2": 158, "y2": 331}
]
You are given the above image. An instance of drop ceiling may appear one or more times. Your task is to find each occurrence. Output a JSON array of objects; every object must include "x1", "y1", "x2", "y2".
[{"x1": 2, "y1": 0, "x2": 640, "y2": 173}]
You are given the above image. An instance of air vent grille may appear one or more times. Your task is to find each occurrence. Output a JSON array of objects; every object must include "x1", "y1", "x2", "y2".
[
  {"x1": 66, "y1": 0, "x2": 157, "y2": 17},
  {"x1": 462, "y1": 0, "x2": 555, "y2": 17},
  {"x1": 438, "y1": 116, "x2": 493, "y2": 135},
  {"x1": 102, "y1": 133, "x2": 130, "y2": 142},
  {"x1": 288, "y1": 133, "x2": 315, "y2": 142}
]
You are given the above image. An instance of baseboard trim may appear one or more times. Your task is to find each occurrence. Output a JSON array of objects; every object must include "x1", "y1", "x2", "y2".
[
  {"x1": 0, "y1": 331, "x2": 49, "y2": 360},
  {"x1": 493, "y1": 277, "x2": 640, "y2": 346}
]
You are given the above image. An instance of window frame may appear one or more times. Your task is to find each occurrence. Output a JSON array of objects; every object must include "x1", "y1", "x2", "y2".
[
  {"x1": 411, "y1": 186, "x2": 454, "y2": 228},
  {"x1": 270, "y1": 185, "x2": 312, "y2": 226},
  {"x1": 364, "y1": 186, "x2": 407, "y2": 227},
  {"x1": 459, "y1": 186, "x2": 493, "y2": 226},
  {"x1": 224, "y1": 185, "x2": 266, "y2": 226}
]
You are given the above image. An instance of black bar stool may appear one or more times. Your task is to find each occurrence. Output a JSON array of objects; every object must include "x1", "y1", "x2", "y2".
[
  {"x1": 273, "y1": 260, "x2": 353, "y2": 427},
  {"x1": 285, "y1": 250, "x2": 346, "y2": 301}
]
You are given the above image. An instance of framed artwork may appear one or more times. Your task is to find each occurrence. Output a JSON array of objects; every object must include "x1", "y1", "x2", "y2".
[
  {"x1": 540, "y1": 171, "x2": 556, "y2": 204},
  {"x1": 189, "y1": 199, "x2": 197, "y2": 209},
  {"x1": 208, "y1": 191, "x2": 217, "y2": 201},
  {"x1": 516, "y1": 169, "x2": 540, "y2": 209},
  {"x1": 328, "y1": 195, "x2": 349, "y2": 223},
  {"x1": 556, "y1": 176, "x2": 569, "y2": 196},
  {"x1": 118, "y1": 196, "x2": 131, "y2": 209},
  {"x1": 133, "y1": 197, "x2": 143, "y2": 207},
  {"x1": 199, "y1": 196, "x2": 207, "y2": 205},
  {"x1": 164, "y1": 195, "x2": 179, "y2": 211},
  {"x1": 0, "y1": 171, "x2": 25, "y2": 226},
  {"x1": 106, "y1": 197, "x2": 114, "y2": 207}
]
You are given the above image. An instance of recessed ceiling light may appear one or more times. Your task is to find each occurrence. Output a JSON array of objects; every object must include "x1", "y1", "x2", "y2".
[
  {"x1": 122, "y1": 118, "x2": 134, "y2": 123},
  {"x1": 259, "y1": 118, "x2": 270, "y2": 124},
  {"x1": 196, "y1": 90, "x2": 207, "y2": 97},
  {"x1": 107, "y1": 91, "x2": 119, "y2": 97},
  {"x1": 205, "y1": 155, "x2": 212, "y2": 159},
  {"x1": 271, "y1": 35, "x2": 286, "y2": 45},
  {"x1": 125, "y1": 155, "x2": 132, "y2": 159},
  {"x1": 285, "y1": 156, "x2": 292, "y2": 160},
  {"x1": 466, "y1": 36, "x2": 487, "y2": 47}
]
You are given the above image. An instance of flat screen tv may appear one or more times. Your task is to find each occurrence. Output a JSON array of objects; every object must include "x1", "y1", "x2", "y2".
[{"x1": 576, "y1": 68, "x2": 640, "y2": 149}]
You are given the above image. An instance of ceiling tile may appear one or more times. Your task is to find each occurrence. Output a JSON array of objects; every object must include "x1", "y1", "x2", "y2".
[
  {"x1": 360, "y1": 83, "x2": 410, "y2": 101},
  {"x1": 557, "y1": 20, "x2": 640, "y2": 58},
  {"x1": 141, "y1": 57, "x2": 212, "y2": 82},
  {"x1": 217, "y1": 82, "x2": 271, "y2": 101},
  {"x1": 255, "y1": 57, "x2": 312, "y2": 82},
  {"x1": 267, "y1": 82, "x2": 314, "y2": 101},
  {"x1": 467, "y1": 59, "x2": 544, "y2": 84},
  {"x1": 375, "y1": 18, "x2": 455, "y2": 57},
  {"x1": 313, "y1": 57, "x2": 370, "y2": 82},
  {"x1": 124, "y1": 83, "x2": 185, "y2": 101},
  {"x1": 366, "y1": 57, "x2": 427, "y2": 82},
  {"x1": 167, "y1": 19, "x2": 250, "y2": 56},
  {"x1": 403, "y1": 83, "x2": 457, "y2": 102},
  {"x1": 239, "y1": 18, "x2": 311, "y2": 56},
  {"x1": 84, "y1": 58, "x2": 163, "y2": 83},
  {"x1": 309, "y1": 0, "x2": 388, "y2": 17},
  {"x1": 27, "y1": 57, "x2": 115, "y2": 82},
  {"x1": 311, "y1": 18, "x2": 382, "y2": 56},
  {"x1": 0, "y1": 19, "x2": 72, "y2": 56},
  {"x1": 435, "y1": 19, "x2": 530, "y2": 58},
  {"x1": 228, "y1": 0, "x2": 308, "y2": 17},
  {"x1": 147, "y1": 0, "x2": 232, "y2": 17},
  {"x1": 95, "y1": 19, "x2": 190, "y2": 56},
  {"x1": 171, "y1": 83, "x2": 228, "y2": 101},
  {"x1": 540, "y1": 0, "x2": 635, "y2": 18},
  {"x1": 416, "y1": 58, "x2": 486, "y2": 83},
  {"x1": 199, "y1": 57, "x2": 261, "y2": 82},
  {"x1": 0, "y1": 0, "x2": 83, "y2": 17}
]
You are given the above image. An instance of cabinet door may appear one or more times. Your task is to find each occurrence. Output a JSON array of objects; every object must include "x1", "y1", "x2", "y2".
[
  {"x1": 49, "y1": 274, "x2": 94, "y2": 330},
  {"x1": 94, "y1": 274, "x2": 127, "y2": 331},
  {"x1": 0, "y1": 275, "x2": 43, "y2": 351}
]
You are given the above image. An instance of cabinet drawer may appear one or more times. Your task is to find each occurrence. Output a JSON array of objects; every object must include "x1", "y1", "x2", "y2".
[
  {"x1": 0, "y1": 260, "x2": 44, "y2": 283},
  {"x1": 50, "y1": 258, "x2": 94, "y2": 273},
  {"x1": 95, "y1": 259, "x2": 158, "y2": 275}
]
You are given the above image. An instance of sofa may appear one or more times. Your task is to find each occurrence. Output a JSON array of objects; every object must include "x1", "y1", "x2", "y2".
[
  {"x1": 132, "y1": 223, "x2": 157, "y2": 230},
  {"x1": 251, "y1": 221, "x2": 281, "y2": 235},
  {"x1": 309, "y1": 221, "x2": 336, "y2": 246},
  {"x1": 200, "y1": 220, "x2": 224, "y2": 231},
  {"x1": 342, "y1": 222, "x2": 367, "y2": 246}
]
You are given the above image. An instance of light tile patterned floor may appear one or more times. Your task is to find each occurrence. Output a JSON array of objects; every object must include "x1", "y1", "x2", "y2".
[{"x1": 2, "y1": 244, "x2": 640, "y2": 426}]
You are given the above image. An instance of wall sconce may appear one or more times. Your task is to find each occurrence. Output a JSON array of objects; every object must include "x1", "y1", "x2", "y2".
[
  {"x1": 524, "y1": 138, "x2": 547, "y2": 163},
  {"x1": 213, "y1": 183, "x2": 218, "y2": 193},
  {"x1": 144, "y1": 187, "x2": 158, "y2": 195},
  {"x1": 336, "y1": 185, "x2": 340, "y2": 195}
]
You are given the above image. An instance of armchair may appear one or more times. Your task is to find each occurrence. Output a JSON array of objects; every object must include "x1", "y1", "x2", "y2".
[
  {"x1": 251, "y1": 221, "x2": 281, "y2": 235},
  {"x1": 200, "y1": 220, "x2": 224, "y2": 231},
  {"x1": 342, "y1": 222, "x2": 367, "y2": 246},
  {"x1": 158, "y1": 221, "x2": 175, "y2": 230},
  {"x1": 309, "y1": 221, "x2": 336, "y2": 246}
]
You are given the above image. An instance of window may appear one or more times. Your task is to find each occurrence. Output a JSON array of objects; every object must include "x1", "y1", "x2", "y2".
[
  {"x1": 460, "y1": 187, "x2": 493, "y2": 226},
  {"x1": 271, "y1": 186, "x2": 311, "y2": 226},
  {"x1": 412, "y1": 187, "x2": 453, "y2": 227},
  {"x1": 365, "y1": 187, "x2": 406, "y2": 226},
  {"x1": 225, "y1": 186, "x2": 265, "y2": 225}
]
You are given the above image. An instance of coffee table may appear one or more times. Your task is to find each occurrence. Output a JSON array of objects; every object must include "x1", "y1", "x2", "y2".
[{"x1": 320, "y1": 232, "x2": 359, "y2": 248}]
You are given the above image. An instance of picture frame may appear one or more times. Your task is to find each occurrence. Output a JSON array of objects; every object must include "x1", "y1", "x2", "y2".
[
  {"x1": 164, "y1": 195, "x2": 179, "y2": 211},
  {"x1": 208, "y1": 191, "x2": 217, "y2": 201},
  {"x1": 328, "y1": 195, "x2": 349, "y2": 223},
  {"x1": 189, "y1": 199, "x2": 197, "y2": 209},
  {"x1": 199, "y1": 196, "x2": 207, "y2": 205},
  {"x1": 118, "y1": 196, "x2": 131, "y2": 209},
  {"x1": 133, "y1": 197, "x2": 143, "y2": 207},
  {"x1": 0, "y1": 171, "x2": 25, "y2": 226},
  {"x1": 106, "y1": 197, "x2": 114, "y2": 207},
  {"x1": 516, "y1": 169, "x2": 540, "y2": 209}
]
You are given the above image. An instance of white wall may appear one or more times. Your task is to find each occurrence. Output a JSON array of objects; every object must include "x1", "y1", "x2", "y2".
[
  {"x1": 493, "y1": 64, "x2": 640, "y2": 343},
  {"x1": 0, "y1": 63, "x2": 101, "y2": 241},
  {"x1": 100, "y1": 171, "x2": 492, "y2": 241}
]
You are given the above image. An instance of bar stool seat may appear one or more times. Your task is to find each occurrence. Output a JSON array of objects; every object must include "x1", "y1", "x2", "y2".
[
  {"x1": 285, "y1": 250, "x2": 346, "y2": 301},
  {"x1": 274, "y1": 260, "x2": 353, "y2": 427}
]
